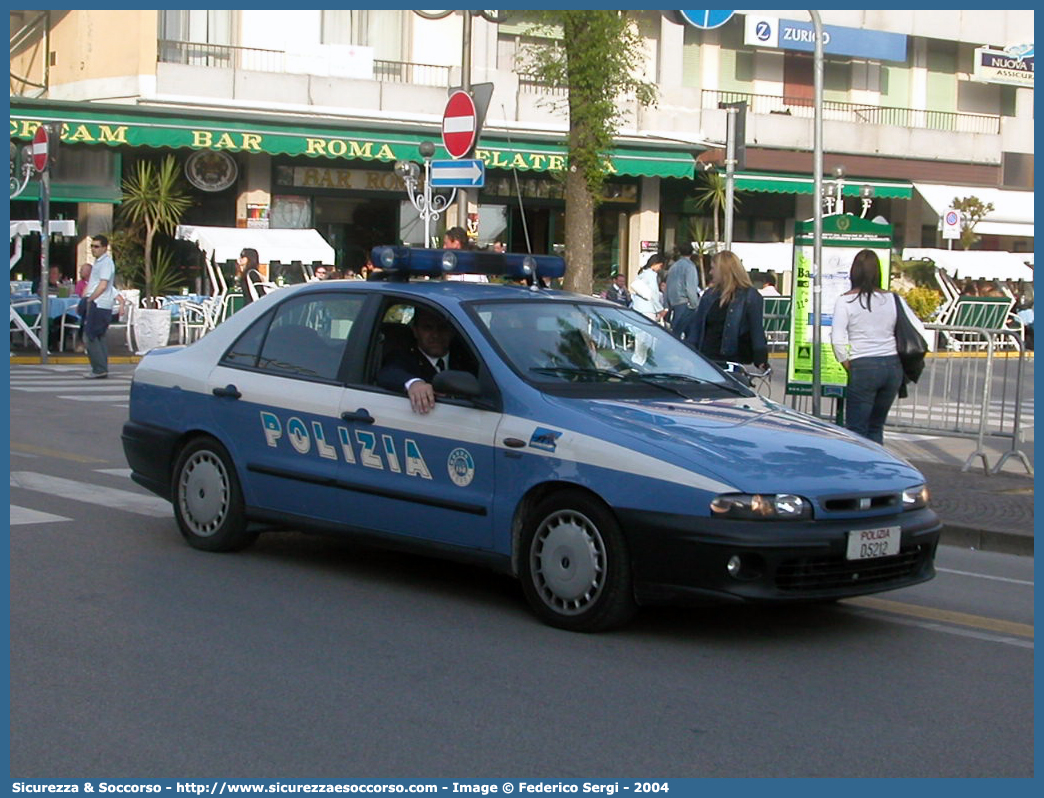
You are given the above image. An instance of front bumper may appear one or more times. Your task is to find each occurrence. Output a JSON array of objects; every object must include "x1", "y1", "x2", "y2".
[{"x1": 618, "y1": 507, "x2": 941, "y2": 607}]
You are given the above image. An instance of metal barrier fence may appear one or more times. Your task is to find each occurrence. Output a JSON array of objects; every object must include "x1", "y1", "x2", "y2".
[
  {"x1": 887, "y1": 324, "x2": 1032, "y2": 476},
  {"x1": 781, "y1": 322, "x2": 1032, "y2": 476}
]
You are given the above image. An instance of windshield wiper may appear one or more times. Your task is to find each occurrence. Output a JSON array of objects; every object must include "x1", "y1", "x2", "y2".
[
  {"x1": 627, "y1": 372, "x2": 749, "y2": 397},
  {"x1": 530, "y1": 366, "x2": 624, "y2": 382}
]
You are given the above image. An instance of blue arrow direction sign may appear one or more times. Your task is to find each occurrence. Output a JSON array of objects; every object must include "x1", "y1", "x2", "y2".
[
  {"x1": 430, "y1": 159, "x2": 485, "y2": 188},
  {"x1": 679, "y1": 10, "x2": 734, "y2": 29}
]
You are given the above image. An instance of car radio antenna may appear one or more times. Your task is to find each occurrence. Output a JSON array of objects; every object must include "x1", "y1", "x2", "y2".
[{"x1": 500, "y1": 106, "x2": 533, "y2": 255}]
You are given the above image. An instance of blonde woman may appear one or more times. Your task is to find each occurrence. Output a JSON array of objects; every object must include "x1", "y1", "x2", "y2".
[{"x1": 688, "y1": 250, "x2": 768, "y2": 369}]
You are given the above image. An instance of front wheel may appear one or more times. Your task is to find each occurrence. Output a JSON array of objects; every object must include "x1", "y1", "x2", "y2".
[
  {"x1": 172, "y1": 437, "x2": 257, "y2": 552},
  {"x1": 520, "y1": 490, "x2": 636, "y2": 632}
]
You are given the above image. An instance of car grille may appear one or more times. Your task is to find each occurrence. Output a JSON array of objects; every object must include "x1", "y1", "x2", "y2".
[{"x1": 775, "y1": 545, "x2": 930, "y2": 591}]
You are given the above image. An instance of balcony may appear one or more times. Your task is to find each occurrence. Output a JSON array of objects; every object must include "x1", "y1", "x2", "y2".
[
  {"x1": 702, "y1": 89, "x2": 1001, "y2": 135},
  {"x1": 157, "y1": 40, "x2": 451, "y2": 87}
]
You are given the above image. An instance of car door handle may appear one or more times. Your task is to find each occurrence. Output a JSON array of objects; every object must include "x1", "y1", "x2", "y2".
[
  {"x1": 503, "y1": 438, "x2": 527, "y2": 448},
  {"x1": 341, "y1": 408, "x2": 375, "y2": 424},
  {"x1": 212, "y1": 384, "x2": 241, "y2": 399}
]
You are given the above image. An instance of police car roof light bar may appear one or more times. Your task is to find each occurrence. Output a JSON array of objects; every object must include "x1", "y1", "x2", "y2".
[{"x1": 371, "y1": 247, "x2": 565, "y2": 281}]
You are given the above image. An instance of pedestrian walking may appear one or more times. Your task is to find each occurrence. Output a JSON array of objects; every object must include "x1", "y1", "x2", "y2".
[
  {"x1": 82, "y1": 235, "x2": 117, "y2": 378},
  {"x1": 830, "y1": 248, "x2": 926, "y2": 444},
  {"x1": 236, "y1": 248, "x2": 260, "y2": 305},
  {"x1": 664, "y1": 241, "x2": 702, "y2": 340},
  {"x1": 688, "y1": 249, "x2": 768, "y2": 370},
  {"x1": 629, "y1": 253, "x2": 668, "y2": 323}
]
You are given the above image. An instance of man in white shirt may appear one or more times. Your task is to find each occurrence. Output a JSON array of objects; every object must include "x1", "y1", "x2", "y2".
[
  {"x1": 759, "y1": 273, "x2": 781, "y2": 296},
  {"x1": 83, "y1": 234, "x2": 117, "y2": 378}
]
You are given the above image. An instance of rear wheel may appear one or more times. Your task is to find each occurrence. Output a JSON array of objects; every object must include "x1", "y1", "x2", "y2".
[
  {"x1": 172, "y1": 437, "x2": 256, "y2": 552},
  {"x1": 520, "y1": 490, "x2": 636, "y2": 632}
]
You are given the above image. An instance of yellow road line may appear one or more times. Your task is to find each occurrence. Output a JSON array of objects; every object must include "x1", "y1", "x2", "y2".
[
  {"x1": 845, "y1": 595, "x2": 1034, "y2": 639},
  {"x1": 10, "y1": 442, "x2": 107, "y2": 463}
]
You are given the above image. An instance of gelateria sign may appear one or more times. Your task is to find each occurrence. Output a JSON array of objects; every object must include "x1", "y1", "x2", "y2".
[{"x1": 10, "y1": 105, "x2": 694, "y2": 180}]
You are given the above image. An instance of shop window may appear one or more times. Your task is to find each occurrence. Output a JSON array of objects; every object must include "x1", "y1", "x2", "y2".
[{"x1": 271, "y1": 196, "x2": 312, "y2": 229}]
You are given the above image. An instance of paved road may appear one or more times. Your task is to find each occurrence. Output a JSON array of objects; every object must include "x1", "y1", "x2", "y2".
[{"x1": 9, "y1": 365, "x2": 1034, "y2": 777}]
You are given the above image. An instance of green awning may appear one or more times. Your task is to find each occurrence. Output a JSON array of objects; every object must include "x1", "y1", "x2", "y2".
[
  {"x1": 10, "y1": 101, "x2": 694, "y2": 180},
  {"x1": 733, "y1": 171, "x2": 913, "y2": 198}
]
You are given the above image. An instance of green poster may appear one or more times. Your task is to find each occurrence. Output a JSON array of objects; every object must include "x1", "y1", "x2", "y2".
[{"x1": 786, "y1": 216, "x2": 892, "y2": 396}]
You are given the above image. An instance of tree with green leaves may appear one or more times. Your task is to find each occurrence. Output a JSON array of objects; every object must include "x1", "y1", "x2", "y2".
[
  {"x1": 119, "y1": 155, "x2": 193, "y2": 302},
  {"x1": 518, "y1": 11, "x2": 656, "y2": 294},
  {"x1": 950, "y1": 195, "x2": 995, "y2": 251}
]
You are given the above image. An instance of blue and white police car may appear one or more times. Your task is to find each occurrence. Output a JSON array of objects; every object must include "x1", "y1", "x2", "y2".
[{"x1": 123, "y1": 248, "x2": 940, "y2": 631}]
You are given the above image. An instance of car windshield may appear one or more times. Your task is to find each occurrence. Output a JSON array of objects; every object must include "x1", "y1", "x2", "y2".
[{"x1": 471, "y1": 299, "x2": 732, "y2": 388}]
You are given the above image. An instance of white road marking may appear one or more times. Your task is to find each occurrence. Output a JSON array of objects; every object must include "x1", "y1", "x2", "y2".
[
  {"x1": 58, "y1": 394, "x2": 130, "y2": 402},
  {"x1": 844, "y1": 605, "x2": 1033, "y2": 650},
  {"x1": 10, "y1": 505, "x2": 71, "y2": 525},
  {"x1": 96, "y1": 468, "x2": 133, "y2": 478},
  {"x1": 10, "y1": 471, "x2": 171, "y2": 517},
  {"x1": 937, "y1": 567, "x2": 1033, "y2": 586}
]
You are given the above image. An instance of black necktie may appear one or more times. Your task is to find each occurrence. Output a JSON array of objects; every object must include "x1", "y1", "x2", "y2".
[{"x1": 435, "y1": 357, "x2": 445, "y2": 372}]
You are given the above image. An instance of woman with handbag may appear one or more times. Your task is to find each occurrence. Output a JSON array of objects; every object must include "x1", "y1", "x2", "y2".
[
  {"x1": 831, "y1": 248, "x2": 925, "y2": 444},
  {"x1": 688, "y1": 250, "x2": 769, "y2": 370},
  {"x1": 629, "y1": 253, "x2": 668, "y2": 324}
]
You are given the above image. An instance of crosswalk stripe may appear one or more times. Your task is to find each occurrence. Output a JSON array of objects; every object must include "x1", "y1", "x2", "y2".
[
  {"x1": 10, "y1": 471, "x2": 172, "y2": 517},
  {"x1": 59, "y1": 394, "x2": 130, "y2": 402},
  {"x1": 12, "y1": 385, "x2": 127, "y2": 392},
  {"x1": 10, "y1": 379, "x2": 131, "y2": 386},
  {"x1": 10, "y1": 505, "x2": 71, "y2": 525}
]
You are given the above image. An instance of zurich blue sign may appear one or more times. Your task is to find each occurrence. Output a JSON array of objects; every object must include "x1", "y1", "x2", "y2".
[
  {"x1": 679, "y1": 10, "x2": 734, "y2": 30},
  {"x1": 745, "y1": 15, "x2": 908, "y2": 62}
]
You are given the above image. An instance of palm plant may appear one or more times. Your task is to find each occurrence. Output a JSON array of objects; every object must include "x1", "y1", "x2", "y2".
[
  {"x1": 692, "y1": 171, "x2": 741, "y2": 250},
  {"x1": 119, "y1": 155, "x2": 193, "y2": 302},
  {"x1": 688, "y1": 217, "x2": 715, "y2": 286}
]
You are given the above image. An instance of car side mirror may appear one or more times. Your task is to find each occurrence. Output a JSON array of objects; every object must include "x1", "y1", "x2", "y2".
[{"x1": 433, "y1": 369, "x2": 482, "y2": 398}]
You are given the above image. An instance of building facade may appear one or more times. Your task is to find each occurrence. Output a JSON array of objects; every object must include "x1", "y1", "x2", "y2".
[{"x1": 10, "y1": 9, "x2": 1034, "y2": 280}]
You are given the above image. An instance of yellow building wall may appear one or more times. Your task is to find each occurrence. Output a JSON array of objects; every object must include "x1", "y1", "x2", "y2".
[{"x1": 10, "y1": 9, "x2": 158, "y2": 95}]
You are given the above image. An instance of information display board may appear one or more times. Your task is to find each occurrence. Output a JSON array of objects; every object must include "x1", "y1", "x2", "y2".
[{"x1": 787, "y1": 215, "x2": 892, "y2": 396}]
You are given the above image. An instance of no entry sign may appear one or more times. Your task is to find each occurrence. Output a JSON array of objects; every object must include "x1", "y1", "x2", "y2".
[
  {"x1": 31, "y1": 125, "x2": 49, "y2": 172},
  {"x1": 441, "y1": 90, "x2": 478, "y2": 159}
]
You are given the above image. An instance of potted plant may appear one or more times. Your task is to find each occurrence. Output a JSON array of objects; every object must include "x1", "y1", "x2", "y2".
[{"x1": 118, "y1": 155, "x2": 193, "y2": 352}]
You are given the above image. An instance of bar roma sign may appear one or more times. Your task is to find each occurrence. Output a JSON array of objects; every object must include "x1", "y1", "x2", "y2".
[{"x1": 11, "y1": 109, "x2": 694, "y2": 179}]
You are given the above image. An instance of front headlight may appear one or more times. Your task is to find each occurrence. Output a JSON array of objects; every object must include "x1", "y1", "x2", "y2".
[
  {"x1": 902, "y1": 484, "x2": 929, "y2": 510},
  {"x1": 710, "y1": 493, "x2": 812, "y2": 521}
]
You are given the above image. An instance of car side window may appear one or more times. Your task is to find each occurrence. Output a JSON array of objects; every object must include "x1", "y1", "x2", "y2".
[
  {"x1": 221, "y1": 311, "x2": 271, "y2": 367},
  {"x1": 221, "y1": 293, "x2": 365, "y2": 381}
]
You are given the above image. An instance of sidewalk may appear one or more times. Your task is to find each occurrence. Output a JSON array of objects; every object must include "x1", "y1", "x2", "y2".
[
  {"x1": 12, "y1": 336, "x2": 1035, "y2": 557},
  {"x1": 902, "y1": 458, "x2": 1034, "y2": 556}
]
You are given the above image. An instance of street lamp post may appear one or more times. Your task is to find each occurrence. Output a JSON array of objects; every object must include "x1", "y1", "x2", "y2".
[
  {"x1": 396, "y1": 140, "x2": 456, "y2": 247},
  {"x1": 811, "y1": 9, "x2": 824, "y2": 418}
]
